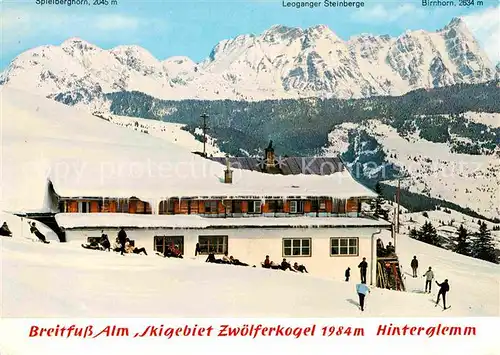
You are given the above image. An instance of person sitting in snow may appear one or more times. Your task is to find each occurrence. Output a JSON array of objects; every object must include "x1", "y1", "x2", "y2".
[
  {"x1": 229, "y1": 255, "x2": 249, "y2": 266},
  {"x1": 0, "y1": 222, "x2": 12, "y2": 237},
  {"x1": 221, "y1": 251, "x2": 232, "y2": 264},
  {"x1": 163, "y1": 242, "x2": 183, "y2": 258},
  {"x1": 206, "y1": 252, "x2": 224, "y2": 263},
  {"x1": 125, "y1": 238, "x2": 148, "y2": 256},
  {"x1": 262, "y1": 255, "x2": 280, "y2": 269},
  {"x1": 280, "y1": 258, "x2": 296, "y2": 272},
  {"x1": 293, "y1": 262, "x2": 308, "y2": 273},
  {"x1": 112, "y1": 237, "x2": 122, "y2": 252},
  {"x1": 82, "y1": 239, "x2": 102, "y2": 251},
  {"x1": 99, "y1": 231, "x2": 110, "y2": 251},
  {"x1": 29, "y1": 222, "x2": 49, "y2": 243}
]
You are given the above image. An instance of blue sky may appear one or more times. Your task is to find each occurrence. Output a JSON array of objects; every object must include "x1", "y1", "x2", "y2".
[{"x1": 1, "y1": 0, "x2": 498, "y2": 69}]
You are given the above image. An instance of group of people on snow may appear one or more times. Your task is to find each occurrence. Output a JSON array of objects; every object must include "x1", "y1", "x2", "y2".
[
  {"x1": 82, "y1": 228, "x2": 147, "y2": 256},
  {"x1": 205, "y1": 251, "x2": 249, "y2": 266},
  {"x1": 0, "y1": 220, "x2": 49, "y2": 243},
  {"x1": 261, "y1": 255, "x2": 309, "y2": 273},
  {"x1": 349, "y1": 255, "x2": 450, "y2": 312}
]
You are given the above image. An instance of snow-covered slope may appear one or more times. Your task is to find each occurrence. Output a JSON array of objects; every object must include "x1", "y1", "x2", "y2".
[
  {"x1": 0, "y1": 224, "x2": 498, "y2": 318},
  {"x1": 0, "y1": 18, "x2": 495, "y2": 103},
  {"x1": 323, "y1": 117, "x2": 500, "y2": 219},
  {"x1": 398, "y1": 208, "x2": 500, "y2": 247},
  {"x1": 99, "y1": 114, "x2": 221, "y2": 155}
]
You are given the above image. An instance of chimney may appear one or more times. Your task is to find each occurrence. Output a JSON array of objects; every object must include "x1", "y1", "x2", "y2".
[
  {"x1": 264, "y1": 140, "x2": 275, "y2": 169},
  {"x1": 224, "y1": 157, "x2": 233, "y2": 183}
]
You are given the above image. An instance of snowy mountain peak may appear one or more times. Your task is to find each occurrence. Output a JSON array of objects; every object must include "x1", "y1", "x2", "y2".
[
  {"x1": 445, "y1": 17, "x2": 467, "y2": 30},
  {"x1": 0, "y1": 21, "x2": 496, "y2": 101}
]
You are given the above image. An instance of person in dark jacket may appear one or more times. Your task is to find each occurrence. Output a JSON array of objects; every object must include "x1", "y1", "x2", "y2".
[
  {"x1": 29, "y1": 222, "x2": 49, "y2": 243},
  {"x1": 206, "y1": 253, "x2": 223, "y2": 263},
  {"x1": 195, "y1": 242, "x2": 201, "y2": 256},
  {"x1": 229, "y1": 256, "x2": 249, "y2": 266},
  {"x1": 117, "y1": 227, "x2": 127, "y2": 255},
  {"x1": 100, "y1": 231, "x2": 110, "y2": 251},
  {"x1": 0, "y1": 222, "x2": 12, "y2": 237},
  {"x1": 435, "y1": 279, "x2": 450, "y2": 309},
  {"x1": 345, "y1": 267, "x2": 351, "y2": 282},
  {"x1": 280, "y1": 258, "x2": 296, "y2": 272},
  {"x1": 358, "y1": 257, "x2": 368, "y2": 283},
  {"x1": 293, "y1": 262, "x2": 308, "y2": 273},
  {"x1": 410, "y1": 256, "x2": 419, "y2": 277}
]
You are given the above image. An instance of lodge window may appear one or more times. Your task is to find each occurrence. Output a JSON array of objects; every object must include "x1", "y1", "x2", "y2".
[
  {"x1": 282, "y1": 238, "x2": 311, "y2": 257},
  {"x1": 204, "y1": 200, "x2": 218, "y2": 214},
  {"x1": 198, "y1": 235, "x2": 228, "y2": 255},
  {"x1": 154, "y1": 236, "x2": 184, "y2": 255},
  {"x1": 311, "y1": 199, "x2": 326, "y2": 211},
  {"x1": 78, "y1": 201, "x2": 90, "y2": 213},
  {"x1": 267, "y1": 200, "x2": 284, "y2": 212},
  {"x1": 330, "y1": 238, "x2": 358, "y2": 256},
  {"x1": 159, "y1": 200, "x2": 175, "y2": 214},
  {"x1": 117, "y1": 199, "x2": 129, "y2": 213},
  {"x1": 247, "y1": 200, "x2": 262, "y2": 214},
  {"x1": 289, "y1": 200, "x2": 304, "y2": 214},
  {"x1": 232, "y1": 200, "x2": 242, "y2": 213}
]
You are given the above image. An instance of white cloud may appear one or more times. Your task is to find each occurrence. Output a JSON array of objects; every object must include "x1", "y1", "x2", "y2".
[
  {"x1": 462, "y1": 6, "x2": 500, "y2": 63},
  {"x1": 94, "y1": 15, "x2": 140, "y2": 31},
  {"x1": 353, "y1": 4, "x2": 425, "y2": 23},
  {"x1": 0, "y1": 6, "x2": 163, "y2": 46}
]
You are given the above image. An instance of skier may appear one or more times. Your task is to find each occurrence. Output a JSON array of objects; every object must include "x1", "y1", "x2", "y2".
[
  {"x1": 435, "y1": 279, "x2": 450, "y2": 309},
  {"x1": 358, "y1": 257, "x2": 368, "y2": 283},
  {"x1": 345, "y1": 267, "x2": 351, "y2": 282},
  {"x1": 29, "y1": 222, "x2": 49, "y2": 243},
  {"x1": 411, "y1": 256, "x2": 419, "y2": 278},
  {"x1": 356, "y1": 282, "x2": 370, "y2": 312},
  {"x1": 117, "y1": 227, "x2": 127, "y2": 256},
  {"x1": 423, "y1": 266, "x2": 434, "y2": 293},
  {"x1": 0, "y1": 222, "x2": 12, "y2": 237}
]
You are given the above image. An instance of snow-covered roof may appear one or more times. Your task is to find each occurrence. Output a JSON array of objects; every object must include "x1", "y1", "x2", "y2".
[
  {"x1": 0, "y1": 87, "x2": 375, "y2": 214},
  {"x1": 55, "y1": 213, "x2": 392, "y2": 230}
]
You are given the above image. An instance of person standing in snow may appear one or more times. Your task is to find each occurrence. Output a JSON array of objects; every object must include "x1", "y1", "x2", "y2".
[
  {"x1": 423, "y1": 266, "x2": 434, "y2": 293},
  {"x1": 195, "y1": 242, "x2": 200, "y2": 256},
  {"x1": 435, "y1": 279, "x2": 450, "y2": 309},
  {"x1": 356, "y1": 282, "x2": 370, "y2": 312},
  {"x1": 411, "y1": 256, "x2": 419, "y2": 278},
  {"x1": 0, "y1": 222, "x2": 12, "y2": 237},
  {"x1": 345, "y1": 267, "x2": 351, "y2": 282},
  {"x1": 358, "y1": 257, "x2": 368, "y2": 283},
  {"x1": 117, "y1": 227, "x2": 127, "y2": 256}
]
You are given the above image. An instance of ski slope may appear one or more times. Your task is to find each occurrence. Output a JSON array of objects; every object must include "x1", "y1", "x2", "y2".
[{"x1": 1, "y1": 218, "x2": 498, "y2": 318}]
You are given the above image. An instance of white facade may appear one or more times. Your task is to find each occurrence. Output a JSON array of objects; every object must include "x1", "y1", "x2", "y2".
[{"x1": 65, "y1": 226, "x2": 385, "y2": 283}]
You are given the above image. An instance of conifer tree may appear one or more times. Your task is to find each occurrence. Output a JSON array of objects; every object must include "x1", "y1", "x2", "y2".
[
  {"x1": 418, "y1": 221, "x2": 441, "y2": 247},
  {"x1": 453, "y1": 224, "x2": 470, "y2": 256},
  {"x1": 471, "y1": 222, "x2": 498, "y2": 264}
]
